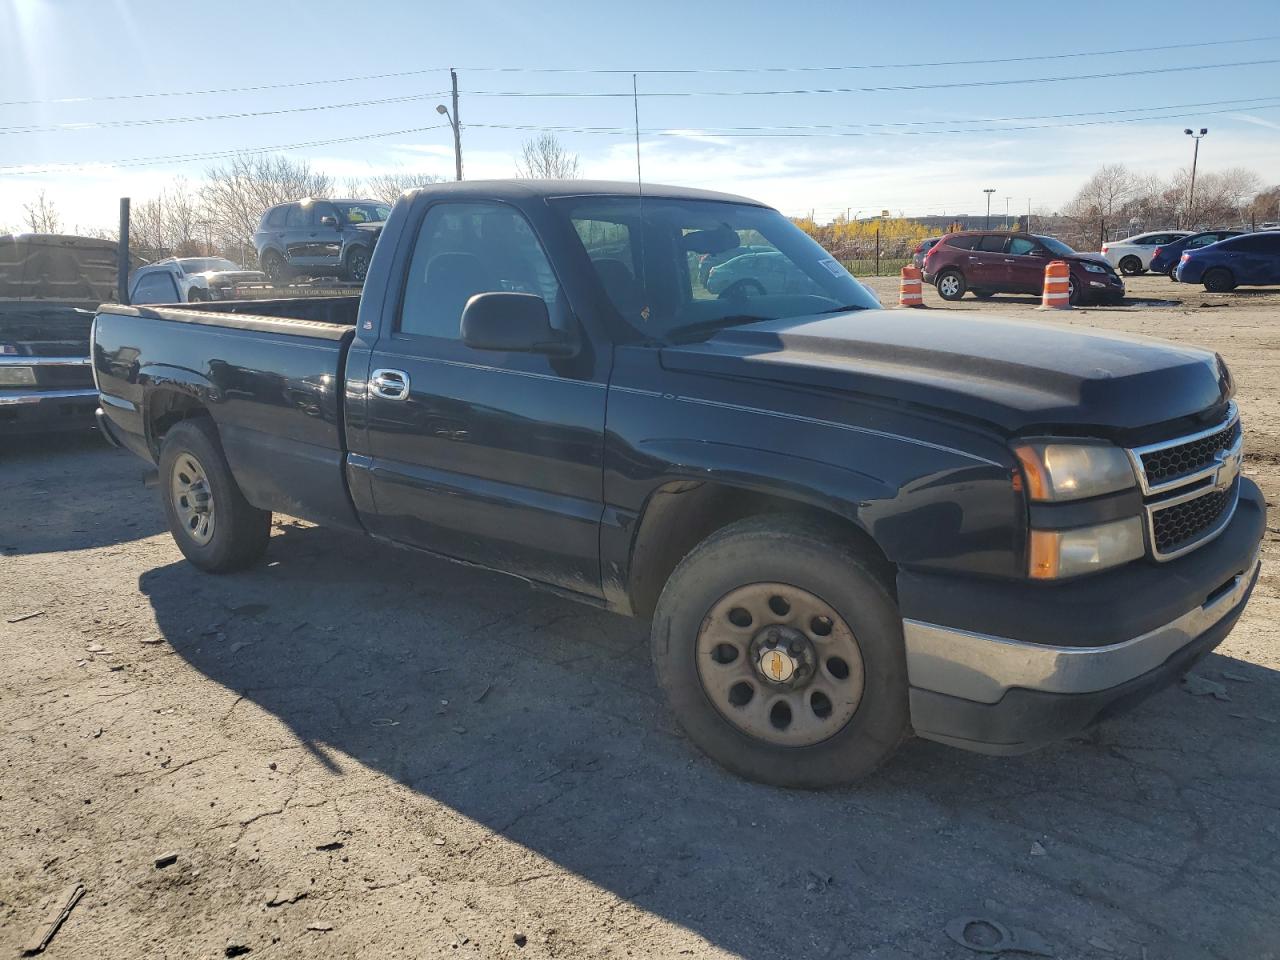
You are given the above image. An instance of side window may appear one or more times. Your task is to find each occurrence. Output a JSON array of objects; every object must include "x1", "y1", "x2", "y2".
[
  {"x1": 312, "y1": 203, "x2": 339, "y2": 226},
  {"x1": 1232, "y1": 234, "x2": 1280, "y2": 253},
  {"x1": 1008, "y1": 237, "x2": 1038, "y2": 256},
  {"x1": 399, "y1": 202, "x2": 562, "y2": 340},
  {"x1": 1188, "y1": 234, "x2": 1217, "y2": 248},
  {"x1": 131, "y1": 272, "x2": 179, "y2": 304},
  {"x1": 978, "y1": 235, "x2": 1008, "y2": 253},
  {"x1": 283, "y1": 205, "x2": 308, "y2": 228},
  {"x1": 945, "y1": 235, "x2": 980, "y2": 250}
]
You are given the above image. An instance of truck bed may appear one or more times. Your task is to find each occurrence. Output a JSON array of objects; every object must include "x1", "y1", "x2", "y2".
[{"x1": 93, "y1": 298, "x2": 362, "y2": 532}]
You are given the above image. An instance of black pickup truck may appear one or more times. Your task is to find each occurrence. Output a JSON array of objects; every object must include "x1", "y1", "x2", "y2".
[{"x1": 93, "y1": 180, "x2": 1265, "y2": 787}]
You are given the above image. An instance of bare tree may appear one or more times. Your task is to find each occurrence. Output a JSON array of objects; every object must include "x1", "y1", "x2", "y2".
[
  {"x1": 130, "y1": 179, "x2": 204, "y2": 259},
  {"x1": 347, "y1": 169, "x2": 447, "y2": 206},
  {"x1": 199, "y1": 154, "x2": 332, "y2": 253},
  {"x1": 515, "y1": 133, "x2": 581, "y2": 180},
  {"x1": 22, "y1": 190, "x2": 63, "y2": 233},
  {"x1": 1248, "y1": 185, "x2": 1280, "y2": 226}
]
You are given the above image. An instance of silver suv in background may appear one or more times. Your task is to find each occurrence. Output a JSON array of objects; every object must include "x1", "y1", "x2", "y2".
[{"x1": 252, "y1": 198, "x2": 391, "y2": 284}]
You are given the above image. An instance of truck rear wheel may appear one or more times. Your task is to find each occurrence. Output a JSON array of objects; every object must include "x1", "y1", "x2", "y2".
[
  {"x1": 159, "y1": 419, "x2": 271, "y2": 573},
  {"x1": 650, "y1": 515, "x2": 909, "y2": 788}
]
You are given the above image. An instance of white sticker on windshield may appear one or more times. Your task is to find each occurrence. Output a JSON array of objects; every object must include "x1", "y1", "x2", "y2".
[{"x1": 819, "y1": 258, "x2": 845, "y2": 277}]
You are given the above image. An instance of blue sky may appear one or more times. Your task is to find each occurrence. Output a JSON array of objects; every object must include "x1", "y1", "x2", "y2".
[{"x1": 2, "y1": 0, "x2": 1278, "y2": 230}]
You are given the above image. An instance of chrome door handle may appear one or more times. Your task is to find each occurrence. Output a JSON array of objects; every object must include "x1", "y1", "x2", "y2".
[{"x1": 370, "y1": 368, "x2": 410, "y2": 400}]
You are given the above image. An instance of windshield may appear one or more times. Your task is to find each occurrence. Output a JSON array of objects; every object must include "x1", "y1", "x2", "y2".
[
  {"x1": 551, "y1": 197, "x2": 879, "y2": 342},
  {"x1": 334, "y1": 202, "x2": 391, "y2": 225},
  {"x1": 1038, "y1": 236, "x2": 1076, "y2": 257},
  {"x1": 178, "y1": 258, "x2": 238, "y2": 273}
]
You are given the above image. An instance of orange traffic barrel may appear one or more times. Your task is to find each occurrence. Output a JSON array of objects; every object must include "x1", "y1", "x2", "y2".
[
  {"x1": 1040, "y1": 260, "x2": 1071, "y2": 309},
  {"x1": 899, "y1": 264, "x2": 924, "y2": 307}
]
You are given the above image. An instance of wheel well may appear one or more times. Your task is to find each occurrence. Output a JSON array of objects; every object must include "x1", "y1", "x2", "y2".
[
  {"x1": 147, "y1": 391, "x2": 211, "y2": 455},
  {"x1": 626, "y1": 480, "x2": 893, "y2": 619}
]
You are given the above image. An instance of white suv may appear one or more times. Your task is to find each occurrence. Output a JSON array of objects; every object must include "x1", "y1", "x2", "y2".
[{"x1": 1101, "y1": 231, "x2": 1193, "y2": 275}]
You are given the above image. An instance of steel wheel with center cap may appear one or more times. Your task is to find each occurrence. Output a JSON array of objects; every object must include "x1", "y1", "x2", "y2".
[
  {"x1": 158, "y1": 418, "x2": 272, "y2": 573},
  {"x1": 170, "y1": 453, "x2": 215, "y2": 545},
  {"x1": 697, "y1": 583, "x2": 865, "y2": 747},
  {"x1": 651, "y1": 515, "x2": 910, "y2": 788}
]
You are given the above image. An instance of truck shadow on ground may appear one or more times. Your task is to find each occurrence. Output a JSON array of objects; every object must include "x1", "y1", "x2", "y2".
[
  {"x1": 1, "y1": 431, "x2": 166, "y2": 554},
  {"x1": 140, "y1": 521, "x2": 1280, "y2": 959}
]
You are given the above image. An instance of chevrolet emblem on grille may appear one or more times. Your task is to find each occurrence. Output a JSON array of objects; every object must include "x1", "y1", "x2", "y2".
[{"x1": 1213, "y1": 446, "x2": 1241, "y2": 492}]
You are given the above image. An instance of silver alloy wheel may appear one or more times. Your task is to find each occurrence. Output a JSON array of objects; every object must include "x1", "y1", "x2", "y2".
[
  {"x1": 696, "y1": 582, "x2": 866, "y2": 747},
  {"x1": 938, "y1": 274, "x2": 961, "y2": 298},
  {"x1": 171, "y1": 453, "x2": 215, "y2": 546}
]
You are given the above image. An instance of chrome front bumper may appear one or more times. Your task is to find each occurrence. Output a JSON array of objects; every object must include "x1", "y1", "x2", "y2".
[{"x1": 904, "y1": 550, "x2": 1259, "y2": 706}]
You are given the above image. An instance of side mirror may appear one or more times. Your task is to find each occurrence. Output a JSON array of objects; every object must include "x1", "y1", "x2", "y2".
[
  {"x1": 461, "y1": 292, "x2": 575, "y2": 356},
  {"x1": 319, "y1": 215, "x2": 339, "y2": 228}
]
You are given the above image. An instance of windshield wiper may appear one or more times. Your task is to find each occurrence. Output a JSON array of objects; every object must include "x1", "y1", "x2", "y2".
[
  {"x1": 666, "y1": 314, "x2": 775, "y2": 343},
  {"x1": 813, "y1": 303, "x2": 871, "y2": 314}
]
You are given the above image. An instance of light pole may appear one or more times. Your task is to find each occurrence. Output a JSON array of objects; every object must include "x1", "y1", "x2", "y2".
[
  {"x1": 1005, "y1": 196, "x2": 1011, "y2": 229},
  {"x1": 1184, "y1": 127, "x2": 1207, "y2": 228},
  {"x1": 983, "y1": 188, "x2": 996, "y2": 229},
  {"x1": 437, "y1": 68, "x2": 462, "y2": 181}
]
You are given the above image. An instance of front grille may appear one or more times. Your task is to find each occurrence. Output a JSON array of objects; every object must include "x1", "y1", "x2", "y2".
[
  {"x1": 1140, "y1": 419, "x2": 1241, "y2": 487},
  {"x1": 1151, "y1": 481, "x2": 1236, "y2": 555}
]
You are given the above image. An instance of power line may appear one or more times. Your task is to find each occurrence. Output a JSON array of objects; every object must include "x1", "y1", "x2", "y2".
[
  {"x1": 460, "y1": 58, "x2": 1280, "y2": 97},
  {"x1": 460, "y1": 96, "x2": 1280, "y2": 136},
  {"x1": 3, "y1": 35, "x2": 1276, "y2": 107},
  {"x1": 9, "y1": 93, "x2": 1277, "y2": 177},
  {"x1": 5, "y1": 61, "x2": 1274, "y2": 138},
  {"x1": 0, "y1": 125, "x2": 448, "y2": 175},
  {"x1": 0, "y1": 91, "x2": 449, "y2": 136},
  {"x1": 461, "y1": 35, "x2": 1280, "y2": 73}
]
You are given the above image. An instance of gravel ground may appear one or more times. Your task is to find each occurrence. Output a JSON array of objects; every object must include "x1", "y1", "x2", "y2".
[{"x1": 2, "y1": 274, "x2": 1277, "y2": 960}]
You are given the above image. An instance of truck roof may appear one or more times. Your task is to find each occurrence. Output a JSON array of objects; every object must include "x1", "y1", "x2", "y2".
[{"x1": 404, "y1": 179, "x2": 766, "y2": 207}]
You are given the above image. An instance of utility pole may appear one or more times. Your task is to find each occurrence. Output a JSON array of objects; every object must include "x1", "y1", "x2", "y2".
[
  {"x1": 1184, "y1": 127, "x2": 1207, "y2": 229},
  {"x1": 983, "y1": 188, "x2": 996, "y2": 229},
  {"x1": 1027, "y1": 198, "x2": 1032, "y2": 233},
  {"x1": 451, "y1": 69, "x2": 462, "y2": 181},
  {"x1": 436, "y1": 71, "x2": 463, "y2": 181},
  {"x1": 1004, "y1": 196, "x2": 1010, "y2": 229}
]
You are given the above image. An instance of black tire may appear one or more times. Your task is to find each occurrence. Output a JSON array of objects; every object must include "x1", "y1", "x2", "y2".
[
  {"x1": 973, "y1": 290, "x2": 995, "y2": 299},
  {"x1": 1202, "y1": 267, "x2": 1236, "y2": 293},
  {"x1": 158, "y1": 419, "x2": 271, "y2": 573},
  {"x1": 1068, "y1": 276, "x2": 1080, "y2": 306},
  {"x1": 261, "y1": 250, "x2": 289, "y2": 284},
  {"x1": 343, "y1": 246, "x2": 371, "y2": 283},
  {"x1": 1118, "y1": 255, "x2": 1143, "y2": 276},
  {"x1": 720, "y1": 278, "x2": 766, "y2": 299},
  {"x1": 650, "y1": 515, "x2": 910, "y2": 788},
  {"x1": 186, "y1": 288, "x2": 207, "y2": 303},
  {"x1": 935, "y1": 269, "x2": 966, "y2": 301}
]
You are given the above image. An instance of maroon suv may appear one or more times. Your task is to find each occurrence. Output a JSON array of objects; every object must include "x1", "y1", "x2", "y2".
[{"x1": 922, "y1": 231, "x2": 1124, "y2": 305}]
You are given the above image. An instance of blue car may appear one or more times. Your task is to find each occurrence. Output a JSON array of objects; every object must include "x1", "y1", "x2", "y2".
[
  {"x1": 1176, "y1": 231, "x2": 1280, "y2": 291},
  {"x1": 1151, "y1": 229, "x2": 1243, "y2": 277}
]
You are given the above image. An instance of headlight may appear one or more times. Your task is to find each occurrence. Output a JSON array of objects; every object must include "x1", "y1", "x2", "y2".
[
  {"x1": 1082, "y1": 262, "x2": 1107, "y2": 274},
  {"x1": 1029, "y1": 517, "x2": 1145, "y2": 579},
  {"x1": 0, "y1": 366, "x2": 36, "y2": 386},
  {"x1": 1014, "y1": 442, "x2": 1135, "y2": 502}
]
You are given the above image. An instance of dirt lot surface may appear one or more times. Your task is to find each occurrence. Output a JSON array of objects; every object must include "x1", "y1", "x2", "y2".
[{"x1": 3, "y1": 274, "x2": 1278, "y2": 960}]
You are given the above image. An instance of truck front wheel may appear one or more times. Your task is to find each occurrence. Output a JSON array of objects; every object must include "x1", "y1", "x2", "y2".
[
  {"x1": 650, "y1": 516, "x2": 909, "y2": 788},
  {"x1": 159, "y1": 419, "x2": 272, "y2": 572}
]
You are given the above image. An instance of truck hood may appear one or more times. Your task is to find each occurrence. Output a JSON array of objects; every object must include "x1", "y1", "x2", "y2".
[{"x1": 660, "y1": 309, "x2": 1228, "y2": 435}]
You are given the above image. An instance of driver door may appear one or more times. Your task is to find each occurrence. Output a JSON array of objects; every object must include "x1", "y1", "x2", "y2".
[{"x1": 359, "y1": 200, "x2": 609, "y2": 598}]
